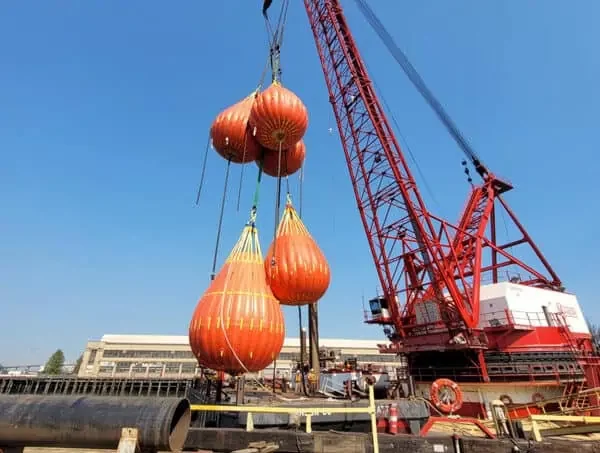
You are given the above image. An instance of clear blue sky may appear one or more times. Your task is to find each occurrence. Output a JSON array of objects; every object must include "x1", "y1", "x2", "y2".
[{"x1": 1, "y1": 1, "x2": 599, "y2": 365}]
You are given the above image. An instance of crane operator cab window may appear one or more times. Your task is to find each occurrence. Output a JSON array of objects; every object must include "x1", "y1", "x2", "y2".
[{"x1": 369, "y1": 296, "x2": 391, "y2": 321}]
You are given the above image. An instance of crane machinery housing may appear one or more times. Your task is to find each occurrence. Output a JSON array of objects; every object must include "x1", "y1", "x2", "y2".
[{"x1": 291, "y1": 0, "x2": 600, "y2": 416}]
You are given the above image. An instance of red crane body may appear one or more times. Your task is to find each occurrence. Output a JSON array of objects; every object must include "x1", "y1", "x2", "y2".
[
  {"x1": 302, "y1": 0, "x2": 478, "y2": 329},
  {"x1": 302, "y1": 0, "x2": 597, "y2": 386}
]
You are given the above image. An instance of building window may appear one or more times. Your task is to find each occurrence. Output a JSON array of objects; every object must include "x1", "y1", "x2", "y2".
[
  {"x1": 88, "y1": 349, "x2": 97, "y2": 363},
  {"x1": 131, "y1": 365, "x2": 146, "y2": 374},
  {"x1": 102, "y1": 349, "x2": 194, "y2": 359},
  {"x1": 164, "y1": 363, "x2": 181, "y2": 374},
  {"x1": 148, "y1": 364, "x2": 163, "y2": 376},
  {"x1": 116, "y1": 362, "x2": 133, "y2": 373},
  {"x1": 181, "y1": 364, "x2": 196, "y2": 374},
  {"x1": 102, "y1": 350, "x2": 126, "y2": 358},
  {"x1": 98, "y1": 365, "x2": 113, "y2": 375}
]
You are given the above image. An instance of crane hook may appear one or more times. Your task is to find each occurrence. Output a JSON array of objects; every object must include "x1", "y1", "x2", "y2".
[{"x1": 262, "y1": 0, "x2": 274, "y2": 18}]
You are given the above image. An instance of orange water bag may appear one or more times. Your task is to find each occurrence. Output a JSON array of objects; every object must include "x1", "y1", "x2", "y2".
[
  {"x1": 189, "y1": 219, "x2": 285, "y2": 374},
  {"x1": 249, "y1": 81, "x2": 309, "y2": 151},
  {"x1": 265, "y1": 197, "x2": 331, "y2": 305},
  {"x1": 210, "y1": 93, "x2": 261, "y2": 163}
]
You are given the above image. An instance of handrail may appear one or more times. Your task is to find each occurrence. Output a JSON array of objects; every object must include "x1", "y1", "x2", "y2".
[
  {"x1": 365, "y1": 306, "x2": 576, "y2": 332},
  {"x1": 529, "y1": 414, "x2": 600, "y2": 441},
  {"x1": 507, "y1": 385, "x2": 600, "y2": 419},
  {"x1": 410, "y1": 361, "x2": 583, "y2": 384},
  {"x1": 190, "y1": 385, "x2": 380, "y2": 453}
]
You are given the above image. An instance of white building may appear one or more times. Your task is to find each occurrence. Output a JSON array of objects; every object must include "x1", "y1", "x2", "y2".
[{"x1": 78, "y1": 334, "x2": 404, "y2": 379}]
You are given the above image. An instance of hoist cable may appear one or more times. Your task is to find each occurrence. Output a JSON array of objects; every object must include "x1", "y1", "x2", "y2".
[
  {"x1": 235, "y1": 49, "x2": 277, "y2": 212},
  {"x1": 270, "y1": 142, "x2": 285, "y2": 266},
  {"x1": 296, "y1": 164, "x2": 309, "y2": 397},
  {"x1": 235, "y1": 115, "x2": 255, "y2": 213},
  {"x1": 195, "y1": 136, "x2": 212, "y2": 205},
  {"x1": 251, "y1": 164, "x2": 264, "y2": 219},
  {"x1": 352, "y1": 0, "x2": 488, "y2": 179},
  {"x1": 210, "y1": 159, "x2": 232, "y2": 281},
  {"x1": 298, "y1": 165, "x2": 304, "y2": 219},
  {"x1": 263, "y1": 0, "x2": 290, "y2": 83},
  {"x1": 236, "y1": 158, "x2": 247, "y2": 213},
  {"x1": 256, "y1": 43, "x2": 275, "y2": 90},
  {"x1": 369, "y1": 71, "x2": 440, "y2": 210},
  {"x1": 294, "y1": 163, "x2": 310, "y2": 397},
  {"x1": 264, "y1": 0, "x2": 290, "y2": 49},
  {"x1": 297, "y1": 307, "x2": 310, "y2": 397}
]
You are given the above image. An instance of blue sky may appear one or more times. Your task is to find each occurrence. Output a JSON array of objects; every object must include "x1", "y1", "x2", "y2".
[{"x1": 1, "y1": 1, "x2": 599, "y2": 365}]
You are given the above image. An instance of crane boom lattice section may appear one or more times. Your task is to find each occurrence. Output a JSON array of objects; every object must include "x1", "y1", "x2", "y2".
[
  {"x1": 303, "y1": 0, "x2": 477, "y2": 336},
  {"x1": 299, "y1": 0, "x2": 600, "y2": 393}
]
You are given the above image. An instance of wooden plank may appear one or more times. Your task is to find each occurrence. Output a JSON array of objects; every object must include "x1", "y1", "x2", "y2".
[
  {"x1": 185, "y1": 428, "x2": 600, "y2": 453},
  {"x1": 541, "y1": 424, "x2": 600, "y2": 437},
  {"x1": 24, "y1": 450, "x2": 117, "y2": 453},
  {"x1": 187, "y1": 428, "x2": 452, "y2": 453},
  {"x1": 18, "y1": 432, "x2": 600, "y2": 453},
  {"x1": 314, "y1": 432, "x2": 366, "y2": 453},
  {"x1": 185, "y1": 428, "x2": 313, "y2": 453}
]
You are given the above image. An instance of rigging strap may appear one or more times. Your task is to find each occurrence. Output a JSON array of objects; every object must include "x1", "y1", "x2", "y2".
[
  {"x1": 236, "y1": 46, "x2": 278, "y2": 213},
  {"x1": 249, "y1": 161, "x2": 264, "y2": 226},
  {"x1": 195, "y1": 136, "x2": 213, "y2": 205},
  {"x1": 210, "y1": 159, "x2": 232, "y2": 281},
  {"x1": 263, "y1": 0, "x2": 290, "y2": 83},
  {"x1": 298, "y1": 164, "x2": 304, "y2": 218},
  {"x1": 270, "y1": 141, "x2": 285, "y2": 264}
]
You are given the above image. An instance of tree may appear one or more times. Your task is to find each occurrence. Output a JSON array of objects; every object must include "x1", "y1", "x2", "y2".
[
  {"x1": 586, "y1": 319, "x2": 600, "y2": 351},
  {"x1": 72, "y1": 354, "x2": 83, "y2": 375},
  {"x1": 44, "y1": 349, "x2": 65, "y2": 375}
]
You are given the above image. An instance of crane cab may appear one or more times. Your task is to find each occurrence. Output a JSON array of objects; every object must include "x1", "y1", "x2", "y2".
[{"x1": 367, "y1": 296, "x2": 392, "y2": 324}]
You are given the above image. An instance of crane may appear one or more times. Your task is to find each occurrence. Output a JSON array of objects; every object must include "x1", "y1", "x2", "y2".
[{"x1": 298, "y1": 0, "x2": 579, "y2": 382}]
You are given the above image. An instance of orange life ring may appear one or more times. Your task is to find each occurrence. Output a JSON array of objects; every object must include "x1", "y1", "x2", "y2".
[
  {"x1": 499, "y1": 394, "x2": 513, "y2": 405},
  {"x1": 430, "y1": 378, "x2": 464, "y2": 414}
]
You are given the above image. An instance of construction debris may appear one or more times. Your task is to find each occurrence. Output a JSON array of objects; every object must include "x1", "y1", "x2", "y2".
[{"x1": 231, "y1": 440, "x2": 280, "y2": 453}]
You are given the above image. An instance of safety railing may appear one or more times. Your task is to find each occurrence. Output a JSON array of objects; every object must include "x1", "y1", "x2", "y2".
[
  {"x1": 528, "y1": 414, "x2": 600, "y2": 441},
  {"x1": 410, "y1": 362, "x2": 583, "y2": 384},
  {"x1": 363, "y1": 309, "x2": 394, "y2": 325},
  {"x1": 479, "y1": 309, "x2": 549, "y2": 329},
  {"x1": 507, "y1": 386, "x2": 600, "y2": 420},
  {"x1": 190, "y1": 385, "x2": 380, "y2": 453},
  {"x1": 365, "y1": 306, "x2": 570, "y2": 332}
]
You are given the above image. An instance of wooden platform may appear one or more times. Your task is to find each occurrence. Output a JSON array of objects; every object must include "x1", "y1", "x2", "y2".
[
  {"x1": 20, "y1": 448, "x2": 171, "y2": 453},
  {"x1": 14, "y1": 430, "x2": 600, "y2": 453},
  {"x1": 184, "y1": 427, "x2": 600, "y2": 453}
]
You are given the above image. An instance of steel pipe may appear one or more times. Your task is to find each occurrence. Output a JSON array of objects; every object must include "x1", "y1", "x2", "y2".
[{"x1": 0, "y1": 395, "x2": 191, "y2": 451}]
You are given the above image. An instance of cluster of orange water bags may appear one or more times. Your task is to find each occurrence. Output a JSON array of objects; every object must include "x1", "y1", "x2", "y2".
[
  {"x1": 190, "y1": 80, "x2": 330, "y2": 376},
  {"x1": 209, "y1": 81, "x2": 309, "y2": 177}
]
